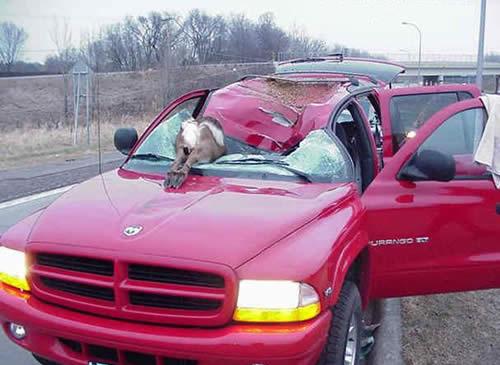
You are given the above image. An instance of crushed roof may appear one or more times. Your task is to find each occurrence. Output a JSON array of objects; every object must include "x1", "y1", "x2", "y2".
[{"x1": 238, "y1": 77, "x2": 342, "y2": 112}]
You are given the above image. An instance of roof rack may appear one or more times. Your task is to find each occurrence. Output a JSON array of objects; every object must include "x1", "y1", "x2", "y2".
[
  {"x1": 284, "y1": 53, "x2": 344, "y2": 65},
  {"x1": 238, "y1": 75, "x2": 341, "y2": 83},
  {"x1": 288, "y1": 57, "x2": 327, "y2": 64}
]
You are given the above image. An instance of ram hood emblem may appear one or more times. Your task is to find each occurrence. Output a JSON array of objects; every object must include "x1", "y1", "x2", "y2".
[{"x1": 123, "y1": 225, "x2": 143, "y2": 237}]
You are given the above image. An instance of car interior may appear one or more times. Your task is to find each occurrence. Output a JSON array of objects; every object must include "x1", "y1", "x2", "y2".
[{"x1": 334, "y1": 104, "x2": 376, "y2": 192}]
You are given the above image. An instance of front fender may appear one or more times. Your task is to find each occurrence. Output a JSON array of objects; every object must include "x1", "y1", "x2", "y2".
[
  {"x1": 0, "y1": 209, "x2": 44, "y2": 250},
  {"x1": 329, "y1": 228, "x2": 369, "y2": 308},
  {"x1": 236, "y1": 185, "x2": 368, "y2": 311}
]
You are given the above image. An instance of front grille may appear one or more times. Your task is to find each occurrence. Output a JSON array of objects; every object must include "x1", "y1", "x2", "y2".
[
  {"x1": 124, "y1": 351, "x2": 156, "y2": 365},
  {"x1": 88, "y1": 344, "x2": 118, "y2": 362},
  {"x1": 58, "y1": 338, "x2": 82, "y2": 354},
  {"x1": 58, "y1": 338, "x2": 198, "y2": 365},
  {"x1": 31, "y1": 250, "x2": 234, "y2": 326},
  {"x1": 36, "y1": 253, "x2": 113, "y2": 276},
  {"x1": 40, "y1": 277, "x2": 115, "y2": 302},
  {"x1": 130, "y1": 291, "x2": 221, "y2": 311},
  {"x1": 129, "y1": 264, "x2": 224, "y2": 288},
  {"x1": 164, "y1": 359, "x2": 198, "y2": 365}
]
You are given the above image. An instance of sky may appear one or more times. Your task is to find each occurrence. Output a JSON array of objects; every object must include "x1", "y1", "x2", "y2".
[{"x1": 0, "y1": 0, "x2": 499, "y2": 63}]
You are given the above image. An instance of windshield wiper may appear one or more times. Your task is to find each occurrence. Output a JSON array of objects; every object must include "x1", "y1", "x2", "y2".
[
  {"x1": 215, "y1": 157, "x2": 285, "y2": 165},
  {"x1": 215, "y1": 158, "x2": 313, "y2": 182},
  {"x1": 130, "y1": 153, "x2": 173, "y2": 162}
]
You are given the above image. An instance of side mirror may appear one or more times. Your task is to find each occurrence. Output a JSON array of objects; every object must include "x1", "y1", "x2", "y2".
[
  {"x1": 114, "y1": 128, "x2": 138, "y2": 155},
  {"x1": 399, "y1": 149, "x2": 456, "y2": 182}
]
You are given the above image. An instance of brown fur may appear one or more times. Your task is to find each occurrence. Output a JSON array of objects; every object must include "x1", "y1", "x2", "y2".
[{"x1": 164, "y1": 116, "x2": 226, "y2": 188}]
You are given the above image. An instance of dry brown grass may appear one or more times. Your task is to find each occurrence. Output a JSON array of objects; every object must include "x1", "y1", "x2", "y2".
[
  {"x1": 0, "y1": 63, "x2": 274, "y2": 132},
  {"x1": 0, "y1": 63, "x2": 274, "y2": 169},
  {"x1": 0, "y1": 114, "x2": 151, "y2": 169}
]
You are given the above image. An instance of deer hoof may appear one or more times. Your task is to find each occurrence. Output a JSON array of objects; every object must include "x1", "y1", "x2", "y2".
[{"x1": 164, "y1": 171, "x2": 187, "y2": 189}]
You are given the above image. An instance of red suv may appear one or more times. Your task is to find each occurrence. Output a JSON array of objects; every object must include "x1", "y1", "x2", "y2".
[{"x1": 0, "y1": 57, "x2": 497, "y2": 365}]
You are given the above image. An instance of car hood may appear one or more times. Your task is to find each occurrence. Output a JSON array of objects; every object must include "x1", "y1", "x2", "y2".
[{"x1": 28, "y1": 169, "x2": 353, "y2": 268}]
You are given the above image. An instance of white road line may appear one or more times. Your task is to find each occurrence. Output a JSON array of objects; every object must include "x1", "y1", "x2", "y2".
[{"x1": 0, "y1": 184, "x2": 77, "y2": 210}]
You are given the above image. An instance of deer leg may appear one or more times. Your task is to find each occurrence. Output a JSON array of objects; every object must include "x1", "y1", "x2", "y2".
[
  {"x1": 170, "y1": 154, "x2": 187, "y2": 172},
  {"x1": 164, "y1": 149, "x2": 188, "y2": 188},
  {"x1": 166, "y1": 149, "x2": 201, "y2": 189}
]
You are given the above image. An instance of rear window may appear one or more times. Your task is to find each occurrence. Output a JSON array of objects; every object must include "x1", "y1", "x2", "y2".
[
  {"x1": 390, "y1": 92, "x2": 472, "y2": 152},
  {"x1": 276, "y1": 59, "x2": 405, "y2": 84}
]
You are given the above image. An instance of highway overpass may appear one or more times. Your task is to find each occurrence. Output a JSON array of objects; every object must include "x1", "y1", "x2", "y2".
[{"x1": 396, "y1": 61, "x2": 500, "y2": 92}]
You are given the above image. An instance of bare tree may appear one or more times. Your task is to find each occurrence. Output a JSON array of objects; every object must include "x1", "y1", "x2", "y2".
[
  {"x1": 0, "y1": 22, "x2": 28, "y2": 72},
  {"x1": 44, "y1": 9, "x2": 381, "y2": 73},
  {"x1": 128, "y1": 12, "x2": 168, "y2": 68},
  {"x1": 50, "y1": 18, "x2": 75, "y2": 71},
  {"x1": 256, "y1": 13, "x2": 289, "y2": 61},
  {"x1": 81, "y1": 30, "x2": 107, "y2": 72},
  {"x1": 182, "y1": 9, "x2": 226, "y2": 64},
  {"x1": 288, "y1": 25, "x2": 327, "y2": 58},
  {"x1": 105, "y1": 23, "x2": 128, "y2": 70},
  {"x1": 105, "y1": 19, "x2": 143, "y2": 71},
  {"x1": 227, "y1": 14, "x2": 259, "y2": 62}
]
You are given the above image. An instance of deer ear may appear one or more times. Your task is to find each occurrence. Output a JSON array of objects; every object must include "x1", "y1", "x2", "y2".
[{"x1": 181, "y1": 117, "x2": 196, "y2": 130}]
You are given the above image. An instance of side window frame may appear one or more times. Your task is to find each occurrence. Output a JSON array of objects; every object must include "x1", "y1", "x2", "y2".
[
  {"x1": 389, "y1": 91, "x2": 464, "y2": 153},
  {"x1": 398, "y1": 107, "x2": 490, "y2": 182},
  {"x1": 127, "y1": 89, "x2": 211, "y2": 160}
]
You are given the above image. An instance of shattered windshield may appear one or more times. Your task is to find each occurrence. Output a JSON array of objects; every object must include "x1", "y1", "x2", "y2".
[{"x1": 128, "y1": 111, "x2": 353, "y2": 184}]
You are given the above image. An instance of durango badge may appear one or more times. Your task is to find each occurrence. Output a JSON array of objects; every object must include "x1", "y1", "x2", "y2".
[{"x1": 123, "y1": 225, "x2": 143, "y2": 237}]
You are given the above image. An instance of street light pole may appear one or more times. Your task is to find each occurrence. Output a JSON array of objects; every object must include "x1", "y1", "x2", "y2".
[
  {"x1": 476, "y1": 0, "x2": 487, "y2": 91},
  {"x1": 402, "y1": 22, "x2": 422, "y2": 84}
]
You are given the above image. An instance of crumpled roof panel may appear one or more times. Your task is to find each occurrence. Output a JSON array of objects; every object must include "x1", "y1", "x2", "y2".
[{"x1": 203, "y1": 76, "x2": 347, "y2": 151}]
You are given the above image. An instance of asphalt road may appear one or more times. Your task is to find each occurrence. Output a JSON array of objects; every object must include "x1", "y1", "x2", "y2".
[{"x1": 0, "y1": 151, "x2": 124, "y2": 203}]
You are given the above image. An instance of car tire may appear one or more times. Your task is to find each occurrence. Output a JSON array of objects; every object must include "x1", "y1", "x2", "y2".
[
  {"x1": 32, "y1": 354, "x2": 60, "y2": 365},
  {"x1": 317, "y1": 280, "x2": 362, "y2": 365}
]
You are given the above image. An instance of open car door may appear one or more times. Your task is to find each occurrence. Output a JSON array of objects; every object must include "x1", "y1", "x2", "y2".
[{"x1": 362, "y1": 98, "x2": 500, "y2": 300}]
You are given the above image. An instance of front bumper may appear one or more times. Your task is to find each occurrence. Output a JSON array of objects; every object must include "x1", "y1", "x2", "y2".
[{"x1": 0, "y1": 286, "x2": 330, "y2": 365}]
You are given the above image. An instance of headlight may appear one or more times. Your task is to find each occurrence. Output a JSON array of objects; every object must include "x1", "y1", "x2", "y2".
[
  {"x1": 0, "y1": 247, "x2": 30, "y2": 292},
  {"x1": 233, "y1": 280, "x2": 320, "y2": 323}
]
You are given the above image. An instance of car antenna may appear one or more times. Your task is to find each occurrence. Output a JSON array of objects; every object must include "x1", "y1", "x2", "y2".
[
  {"x1": 97, "y1": 111, "x2": 102, "y2": 174},
  {"x1": 96, "y1": 71, "x2": 102, "y2": 175}
]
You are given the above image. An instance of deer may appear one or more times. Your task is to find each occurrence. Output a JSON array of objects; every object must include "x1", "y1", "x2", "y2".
[{"x1": 164, "y1": 116, "x2": 226, "y2": 189}]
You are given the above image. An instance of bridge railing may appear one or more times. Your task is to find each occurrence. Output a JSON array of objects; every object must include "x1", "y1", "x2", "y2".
[{"x1": 372, "y1": 53, "x2": 479, "y2": 63}]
